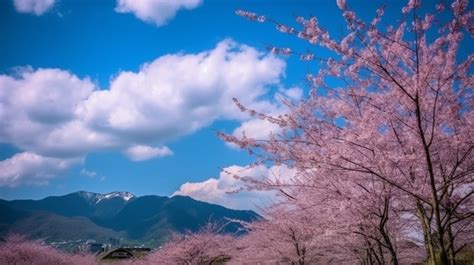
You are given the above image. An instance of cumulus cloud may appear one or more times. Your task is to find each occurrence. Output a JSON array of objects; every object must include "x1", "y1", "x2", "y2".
[
  {"x1": 0, "y1": 40, "x2": 287, "y2": 186},
  {"x1": 0, "y1": 152, "x2": 82, "y2": 187},
  {"x1": 280, "y1": 86, "x2": 303, "y2": 101},
  {"x1": 13, "y1": 0, "x2": 55, "y2": 15},
  {"x1": 80, "y1": 40, "x2": 284, "y2": 144},
  {"x1": 230, "y1": 86, "x2": 303, "y2": 143},
  {"x1": 231, "y1": 117, "x2": 282, "y2": 141},
  {"x1": 115, "y1": 0, "x2": 202, "y2": 26},
  {"x1": 124, "y1": 145, "x2": 173, "y2": 161},
  {"x1": 174, "y1": 164, "x2": 296, "y2": 212},
  {"x1": 0, "y1": 68, "x2": 98, "y2": 158}
]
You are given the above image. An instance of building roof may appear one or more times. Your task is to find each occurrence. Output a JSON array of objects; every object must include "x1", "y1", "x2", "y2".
[{"x1": 97, "y1": 247, "x2": 151, "y2": 260}]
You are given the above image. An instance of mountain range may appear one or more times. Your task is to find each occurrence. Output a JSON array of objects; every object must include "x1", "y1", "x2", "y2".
[{"x1": 0, "y1": 191, "x2": 260, "y2": 249}]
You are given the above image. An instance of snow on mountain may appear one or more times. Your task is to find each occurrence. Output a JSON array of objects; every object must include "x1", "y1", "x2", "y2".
[
  {"x1": 76, "y1": 191, "x2": 136, "y2": 204},
  {"x1": 96, "y1": 192, "x2": 135, "y2": 203}
]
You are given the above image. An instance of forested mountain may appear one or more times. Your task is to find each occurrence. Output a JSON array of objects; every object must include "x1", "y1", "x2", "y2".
[{"x1": 0, "y1": 191, "x2": 259, "y2": 247}]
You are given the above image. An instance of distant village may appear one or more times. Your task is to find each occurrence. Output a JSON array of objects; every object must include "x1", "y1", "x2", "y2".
[{"x1": 51, "y1": 238, "x2": 152, "y2": 262}]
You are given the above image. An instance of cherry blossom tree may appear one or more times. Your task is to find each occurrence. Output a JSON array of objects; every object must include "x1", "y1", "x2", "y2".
[
  {"x1": 136, "y1": 223, "x2": 235, "y2": 265},
  {"x1": 226, "y1": 167, "x2": 425, "y2": 264},
  {"x1": 230, "y1": 208, "x2": 317, "y2": 264},
  {"x1": 0, "y1": 234, "x2": 96, "y2": 265},
  {"x1": 222, "y1": 1, "x2": 473, "y2": 264},
  {"x1": 229, "y1": 204, "x2": 355, "y2": 265}
]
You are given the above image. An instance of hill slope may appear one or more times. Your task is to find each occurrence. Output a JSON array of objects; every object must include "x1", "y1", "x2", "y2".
[{"x1": 0, "y1": 191, "x2": 259, "y2": 248}]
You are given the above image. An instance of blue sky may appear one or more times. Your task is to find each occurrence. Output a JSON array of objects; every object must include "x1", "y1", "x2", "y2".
[{"x1": 0, "y1": 0, "x2": 416, "y2": 210}]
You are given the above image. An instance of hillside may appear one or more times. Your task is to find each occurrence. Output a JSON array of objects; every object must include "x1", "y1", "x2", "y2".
[{"x1": 0, "y1": 191, "x2": 260, "y2": 248}]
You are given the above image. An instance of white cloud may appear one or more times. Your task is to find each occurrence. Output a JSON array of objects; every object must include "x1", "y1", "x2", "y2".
[
  {"x1": 115, "y1": 0, "x2": 202, "y2": 26},
  {"x1": 13, "y1": 0, "x2": 55, "y2": 15},
  {"x1": 232, "y1": 118, "x2": 282, "y2": 141},
  {"x1": 0, "y1": 152, "x2": 82, "y2": 187},
  {"x1": 0, "y1": 68, "x2": 98, "y2": 158},
  {"x1": 0, "y1": 40, "x2": 287, "y2": 186},
  {"x1": 80, "y1": 168, "x2": 106, "y2": 181},
  {"x1": 280, "y1": 86, "x2": 303, "y2": 101},
  {"x1": 124, "y1": 145, "x2": 173, "y2": 161},
  {"x1": 80, "y1": 168, "x2": 97, "y2": 178},
  {"x1": 230, "y1": 86, "x2": 303, "y2": 143},
  {"x1": 173, "y1": 164, "x2": 296, "y2": 212},
  {"x1": 80, "y1": 39, "x2": 284, "y2": 144}
]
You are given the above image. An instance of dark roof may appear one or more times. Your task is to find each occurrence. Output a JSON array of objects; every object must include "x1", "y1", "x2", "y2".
[{"x1": 98, "y1": 247, "x2": 151, "y2": 260}]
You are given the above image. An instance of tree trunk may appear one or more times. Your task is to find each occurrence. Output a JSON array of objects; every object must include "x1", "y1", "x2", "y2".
[
  {"x1": 417, "y1": 202, "x2": 436, "y2": 265},
  {"x1": 414, "y1": 98, "x2": 449, "y2": 264}
]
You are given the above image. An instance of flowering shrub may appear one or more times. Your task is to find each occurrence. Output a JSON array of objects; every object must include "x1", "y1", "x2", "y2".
[{"x1": 0, "y1": 235, "x2": 96, "y2": 265}]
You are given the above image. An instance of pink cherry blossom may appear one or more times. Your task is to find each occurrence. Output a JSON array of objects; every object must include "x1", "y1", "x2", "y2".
[{"x1": 228, "y1": 1, "x2": 473, "y2": 264}]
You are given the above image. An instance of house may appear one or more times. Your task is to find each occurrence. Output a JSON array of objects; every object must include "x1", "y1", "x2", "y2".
[
  {"x1": 88, "y1": 242, "x2": 105, "y2": 253},
  {"x1": 98, "y1": 247, "x2": 152, "y2": 261},
  {"x1": 79, "y1": 239, "x2": 107, "y2": 254}
]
